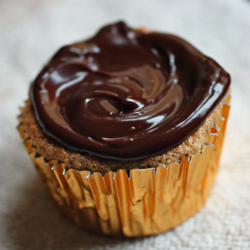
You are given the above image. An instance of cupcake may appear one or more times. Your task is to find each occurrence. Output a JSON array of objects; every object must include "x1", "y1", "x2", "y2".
[{"x1": 17, "y1": 21, "x2": 231, "y2": 237}]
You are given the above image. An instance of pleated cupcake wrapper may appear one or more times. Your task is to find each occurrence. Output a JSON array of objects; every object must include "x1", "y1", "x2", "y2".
[{"x1": 17, "y1": 95, "x2": 230, "y2": 237}]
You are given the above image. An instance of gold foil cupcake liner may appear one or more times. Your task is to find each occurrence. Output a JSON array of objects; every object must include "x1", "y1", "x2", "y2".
[{"x1": 17, "y1": 95, "x2": 230, "y2": 237}]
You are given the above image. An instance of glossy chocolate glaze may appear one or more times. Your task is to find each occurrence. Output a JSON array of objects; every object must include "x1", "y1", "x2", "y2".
[{"x1": 31, "y1": 22, "x2": 230, "y2": 161}]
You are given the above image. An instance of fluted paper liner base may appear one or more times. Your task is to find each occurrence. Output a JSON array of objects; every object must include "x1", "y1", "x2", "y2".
[{"x1": 17, "y1": 96, "x2": 230, "y2": 237}]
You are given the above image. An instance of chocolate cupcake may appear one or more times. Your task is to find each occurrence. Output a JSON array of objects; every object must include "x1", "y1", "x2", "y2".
[{"x1": 17, "y1": 21, "x2": 231, "y2": 237}]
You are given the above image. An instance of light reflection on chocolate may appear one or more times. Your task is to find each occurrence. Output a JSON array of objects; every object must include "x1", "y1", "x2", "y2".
[{"x1": 31, "y1": 21, "x2": 230, "y2": 161}]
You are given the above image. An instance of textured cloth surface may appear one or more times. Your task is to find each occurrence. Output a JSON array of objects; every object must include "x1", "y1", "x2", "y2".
[{"x1": 0, "y1": 0, "x2": 250, "y2": 249}]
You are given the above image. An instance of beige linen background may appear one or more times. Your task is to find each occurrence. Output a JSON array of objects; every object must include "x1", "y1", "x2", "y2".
[{"x1": 0, "y1": 0, "x2": 250, "y2": 249}]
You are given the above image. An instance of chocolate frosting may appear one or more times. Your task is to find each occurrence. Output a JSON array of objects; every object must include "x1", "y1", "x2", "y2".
[{"x1": 31, "y1": 21, "x2": 230, "y2": 161}]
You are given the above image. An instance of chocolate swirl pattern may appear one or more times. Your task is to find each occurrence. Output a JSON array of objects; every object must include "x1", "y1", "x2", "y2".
[{"x1": 31, "y1": 22, "x2": 230, "y2": 161}]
